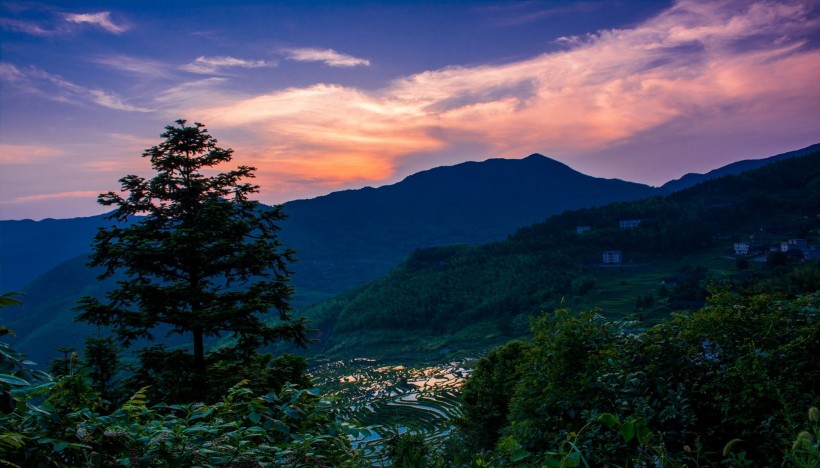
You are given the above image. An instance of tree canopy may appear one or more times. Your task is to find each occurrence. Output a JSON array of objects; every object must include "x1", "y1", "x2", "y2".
[{"x1": 76, "y1": 120, "x2": 308, "y2": 399}]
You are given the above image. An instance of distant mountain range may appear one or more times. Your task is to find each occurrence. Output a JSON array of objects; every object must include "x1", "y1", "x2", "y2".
[
  {"x1": 1, "y1": 143, "x2": 817, "y2": 365},
  {"x1": 656, "y1": 143, "x2": 820, "y2": 194},
  {"x1": 3, "y1": 152, "x2": 658, "y2": 294}
]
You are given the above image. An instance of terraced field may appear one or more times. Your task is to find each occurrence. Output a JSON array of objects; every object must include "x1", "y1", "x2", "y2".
[{"x1": 310, "y1": 357, "x2": 474, "y2": 461}]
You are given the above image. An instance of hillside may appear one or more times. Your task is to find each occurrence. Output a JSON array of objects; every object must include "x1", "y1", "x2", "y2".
[
  {"x1": 296, "y1": 149, "x2": 820, "y2": 359},
  {"x1": 280, "y1": 154, "x2": 657, "y2": 301},
  {"x1": 7, "y1": 143, "x2": 818, "y2": 295},
  {"x1": 2, "y1": 154, "x2": 658, "y2": 365}
]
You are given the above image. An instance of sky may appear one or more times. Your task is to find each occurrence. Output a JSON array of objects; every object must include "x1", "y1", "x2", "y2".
[{"x1": 1, "y1": 0, "x2": 819, "y2": 220}]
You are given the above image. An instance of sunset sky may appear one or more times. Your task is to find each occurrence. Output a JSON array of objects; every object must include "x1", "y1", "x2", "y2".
[{"x1": 1, "y1": 0, "x2": 819, "y2": 220}]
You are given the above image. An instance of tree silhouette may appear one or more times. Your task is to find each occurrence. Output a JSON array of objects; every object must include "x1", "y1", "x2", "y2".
[{"x1": 76, "y1": 120, "x2": 307, "y2": 396}]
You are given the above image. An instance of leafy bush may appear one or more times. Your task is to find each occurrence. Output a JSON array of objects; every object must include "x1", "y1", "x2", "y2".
[
  {"x1": 0, "y1": 296, "x2": 366, "y2": 467},
  {"x1": 1, "y1": 371, "x2": 365, "y2": 466},
  {"x1": 458, "y1": 289, "x2": 820, "y2": 465},
  {"x1": 457, "y1": 340, "x2": 532, "y2": 451}
]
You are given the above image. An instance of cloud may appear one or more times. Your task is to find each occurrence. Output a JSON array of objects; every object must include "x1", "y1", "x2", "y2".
[
  {"x1": 13, "y1": 190, "x2": 102, "y2": 202},
  {"x1": 0, "y1": 144, "x2": 65, "y2": 164},
  {"x1": 160, "y1": 0, "x2": 820, "y2": 193},
  {"x1": 92, "y1": 55, "x2": 175, "y2": 79},
  {"x1": 0, "y1": 63, "x2": 25, "y2": 81},
  {"x1": 282, "y1": 47, "x2": 370, "y2": 67},
  {"x1": 64, "y1": 11, "x2": 127, "y2": 34},
  {"x1": 477, "y1": 1, "x2": 605, "y2": 27},
  {"x1": 0, "y1": 17, "x2": 53, "y2": 35},
  {"x1": 181, "y1": 56, "x2": 273, "y2": 74},
  {"x1": 1, "y1": 63, "x2": 152, "y2": 112},
  {"x1": 154, "y1": 78, "x2": 234, "y2": 110},
  {"x1": 88, "y1": 89, "x2": 151, "y2": 112}
]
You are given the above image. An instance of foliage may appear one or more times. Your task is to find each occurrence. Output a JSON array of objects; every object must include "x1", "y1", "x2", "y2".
[
  {"x1": 457, "y1": 340, "x2": 531, "y2": 451},
  {"x1": 1, "y1": 376, "x2": 364, "y2": 467},
  {"x1": 121, "y1": 344, "x2": 311, "y2": 404},
  {"x1": 505, "y1": 309, "x2": 637, "y2": 463},
  {"x1": 83, "y1": 334, "x2": 122, "y2": 404},
  {"x1": 456, "y1": 290, "x2": 820, "y2": 466},
  {"x1": 384, "y1": 429, "x2": 430, "y2": 467},
  {"x1": 75, "y1": 120, "x2": 308, "y2": 402},
  {"x1": 303, "y1": 149, "x2": 820, "y2": 358},
  {"x1": 784, "y1": 406, "x2": 820, "y2": 466},
  {"x1": 0, "y1": 339, "x2": 363, "y2": 466},
  {"x1": 1, "y1": 293, "x2": 364, "y2": 466}
]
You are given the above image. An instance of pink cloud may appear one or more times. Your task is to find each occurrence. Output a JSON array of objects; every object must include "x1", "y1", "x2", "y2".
[
  {"x1": 154, "y1": 0, "x2": 820, "y2": 191},
  {"x1": 14, "y1": 190, "x2": 102, "y2": 202},
  {"x1": 0, "y1": 144, "x2": 65, "y2": 164}
]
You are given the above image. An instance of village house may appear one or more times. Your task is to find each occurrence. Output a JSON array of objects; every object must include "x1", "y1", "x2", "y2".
[
  {"x1": 781, "y1": 239, "x2": 808, "y2": 253},
  {"x1": 602, "y1": 250, "x2": 622, "y2": 264},
  {"x1": 734, "y1": 242, "x2": 766, "y2": 256},
  {"x1": 576, "y1": 225, "x2": 591, "y2": 235},
  {"x1": 619, "y1": 219, "x2": 642, "y2": 229}
]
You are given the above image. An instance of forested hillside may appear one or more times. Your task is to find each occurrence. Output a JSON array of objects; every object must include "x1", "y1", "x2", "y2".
[
  {"x1": 299, "y1": 149, "x2": 820, "y2": 358},
  {"x1": 1, "y1": 154, "x2": 655, "y2": 295},
  {"x1": 3, "y1": 146, "x2": 819, "y2": 366},
  {"x1": 2, "y1": 154, "x2": 659, "y2": 365}
]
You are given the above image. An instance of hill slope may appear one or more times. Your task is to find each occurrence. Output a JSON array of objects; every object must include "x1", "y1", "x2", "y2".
[
  {"x1": 3, "y1": 154, "x2": 658, "y2": 365},
  {"x1": 296, "y1": 149, "x2": 820, "y2": 359},
  {"x1": 279, "y1": 154, "x2": 657, "y2": 299}
]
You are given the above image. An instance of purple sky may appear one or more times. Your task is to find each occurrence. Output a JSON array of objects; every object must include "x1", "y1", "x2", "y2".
[{"x1": 1, "y1": 0, "x2": 819, "y2": 220}]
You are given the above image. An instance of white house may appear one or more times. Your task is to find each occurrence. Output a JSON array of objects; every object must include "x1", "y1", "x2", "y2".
[
  {"x1": 602, "y1": 250, "x2": 622, "y2": 264},
  {"x1": 781, "y1": 239, "x2": 808, "y2": 253},
  {"x1": 619, "y1": 219, "x2": 641, "y2": 229},
  {"x1": 576, "y1": 226, "x2": 591, "y2": 235}
]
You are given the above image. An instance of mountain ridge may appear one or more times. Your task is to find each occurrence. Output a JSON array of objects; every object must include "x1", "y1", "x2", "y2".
[
  {"x1": 2, "y1": 144, "x2": 819, "y2": 365},
  {"x1": 296, "y1": 148, "x2": 820, "y2": 359}
]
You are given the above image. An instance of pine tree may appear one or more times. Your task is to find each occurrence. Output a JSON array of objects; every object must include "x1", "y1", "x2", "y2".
[{"x1": 76, "y1": 120, "x2": 307, "y2": 399}]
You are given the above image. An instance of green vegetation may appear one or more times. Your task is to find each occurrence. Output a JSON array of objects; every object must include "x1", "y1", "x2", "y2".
[
  {"x1": 75, "y1": 120, "x2": 308, "y2": 402},
  {"x1": 2, "y1": 137, "x2": 819, "y2": 465},
  {"x1": 0, "y1": 344, "x2": 363, "y2": 466},
  {"x1": 273, "y1": 289, "x2": 817, "y2": 466},
  {"x1": 382, "y1": 290, "x2": 819, "y2": 466},
  {"x1": 300, "y1": 149, "x2": 820, "y2": 358}
]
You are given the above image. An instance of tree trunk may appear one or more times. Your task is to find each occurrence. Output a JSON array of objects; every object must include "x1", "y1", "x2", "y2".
[
  {"x1": 191, "y1": 328, "x2": 207, "y2": 401},
  {"x1": 193, "y1": 328, "x2": 204, "y2": 370}
]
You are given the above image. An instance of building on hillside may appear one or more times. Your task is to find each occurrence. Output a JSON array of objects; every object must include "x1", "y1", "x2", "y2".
[
  {"x1": 619, "y1": 219, "x2": 641, "y2": 229},
  {"x1": 602, "y1": 250, "x2": 622, "y2": 264},
  {"x1": 576, "y1": 225, "x2": 591, "y2": 235},
  {"x1": 781, "y1": 239, "x2": 809, "y2": 253},
  {"x1": 734, "y1": 242, "x2": 766, "y2": 256}
]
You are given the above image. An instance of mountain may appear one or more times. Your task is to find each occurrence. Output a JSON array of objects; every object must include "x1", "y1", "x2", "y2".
[
  {"x1": 278, "y1": 154, "x2": 657, "y2": 300},
  {"x1": 6, "y1": 144, "x2": 819, "y2": 294},
  {"x1": 657, "y1": 143, "x2": 820, "y2": 194},
  {"x1": 3, "y1": 145, "x2": 819, "y2": 365},
  {"x1": 2, "y1": 154, "x2": 657, "y2": 299},
  {"x1": 0, "y1": 214, "x2": 118, "y2": 292},
  {"x1": 293, "y1": 148, "x2": 820, "y2": 359},
  {"x1": 2, "y1": 154, "x2": 658, "y2": 365}
]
